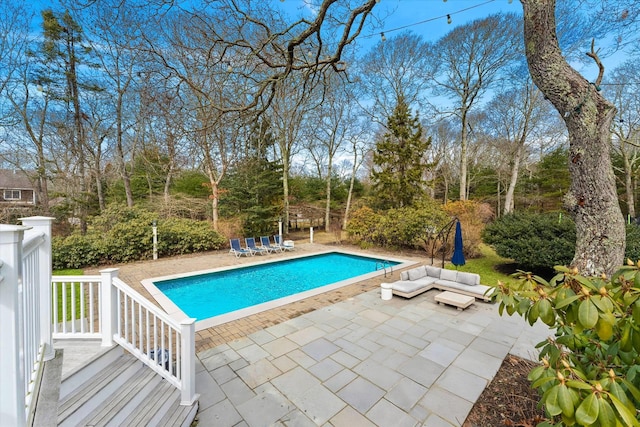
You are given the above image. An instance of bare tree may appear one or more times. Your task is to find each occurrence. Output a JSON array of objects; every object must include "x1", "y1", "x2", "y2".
[
  {"x1": 0, "y1": 3, "x2": 55, "y2": 210},
  {"x1": 430, "y1": 13, "x2": 521, "y2": 201},
  {"x1": 521, "y1": 0, "x2": 625, "y2": 275},
  {"x1": 357, "y1": 31, "x2": 432, "y2": 125},
  {"x1": 607, "y1": 61, "x2": 640, "y2": 219},
  {"x1": 305, "y1": 73, "x2": 363, "y2": 231},
  {"x1": 269, "y1": 76, "x2": 317, "y2": 234},
  {"x1": 81, "y1": 1, "x2": 151, "y2": 208},
  {"x1": 484, "y1": 77, "x2": 554, "y2": 214}
]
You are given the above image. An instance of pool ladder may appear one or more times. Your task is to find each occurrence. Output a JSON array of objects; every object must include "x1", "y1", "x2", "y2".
[{"x1": 376, "y1": 260, "x2": 393, "y2": 278}]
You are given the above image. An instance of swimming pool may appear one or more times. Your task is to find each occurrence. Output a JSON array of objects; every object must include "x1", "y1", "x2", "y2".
[{"x1": 142, "y1": 250, "x2": 413, "y2": 330}]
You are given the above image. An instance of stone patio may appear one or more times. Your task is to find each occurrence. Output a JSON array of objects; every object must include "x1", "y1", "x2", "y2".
[{"x1": 89, "y1": 240, "x2": 551, "y2": 426}]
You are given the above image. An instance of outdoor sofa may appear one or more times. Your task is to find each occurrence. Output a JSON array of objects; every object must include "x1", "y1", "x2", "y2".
[{"x1": 388, "y1": 265, "x2": 492, "y2": 302}]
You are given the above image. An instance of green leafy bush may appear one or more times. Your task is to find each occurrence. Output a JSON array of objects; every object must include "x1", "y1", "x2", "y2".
[
  {"x1": 52, "y1": 233, "x2": 102, "y2": 270},
  {"x1": 346, "y1": 200, "x2": 449, "y2": 249},
  {"x1": 482, "y1": 212, "x2": 576, "y2": 271},
  {"x1": 157, "y1": 218, "x2": 226, "y2": 256},
  {"x1": 491, "y1": 265, "x2": 640, "y2": 426},
  {"x1": 52, "y1": 205, "x2": 226, "y2": 268},
  {"x1": 346, "y1": 206, "x2": 381, "y2": 247},
  {"x1": 483, "y1": 212, "x2": 640, "y2": 271}
]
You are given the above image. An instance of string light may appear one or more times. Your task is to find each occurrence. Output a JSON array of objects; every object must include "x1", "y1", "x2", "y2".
[
  {"x1": 380, "y1": 32, "x2": 386, "y2": 42},
  {"x1": 227, "y1": 62, "x2": 233, "y2": 73},
  {"x1": 365, "y1": 0, "x2": 504, "y2": 40},
  {"x1": 447, "y1": 14, "x2": 452, "y2": 24}
]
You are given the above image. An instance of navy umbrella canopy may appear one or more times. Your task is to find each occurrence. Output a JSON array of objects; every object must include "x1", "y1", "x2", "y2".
[{"x1": 451, "y1": 220, "x2": 466, "y2": 268}]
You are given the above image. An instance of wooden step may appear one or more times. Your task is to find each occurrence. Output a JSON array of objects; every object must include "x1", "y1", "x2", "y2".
[
  {"x1": 58, "y1": 344, "x2": 123, "y2": 401},
  {"x1": 56, "y1": 349, "x2": 197, "y2": 427},
  {"x1": 58, "y1": 355, "x2": 139, "y2": 426}
]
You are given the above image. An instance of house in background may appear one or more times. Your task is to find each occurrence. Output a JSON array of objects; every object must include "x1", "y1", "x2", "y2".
[{"x1": 0, "y1": 169, "x2": 37, "y2": 206}]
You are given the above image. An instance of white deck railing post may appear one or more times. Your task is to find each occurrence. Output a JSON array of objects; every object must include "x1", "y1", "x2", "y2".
[
  {"x1": 180, "y1": 318, "x2": 198, "y2": 405},
  {"x1": 20, "y1": 216, "x2": 56, "y2": 361},
  {"x1": 100, "y1": 268, "x2": 119, "y2": 347},
  {"x1": 0, "y1": 224, "x2": 29, "y2": 427}
]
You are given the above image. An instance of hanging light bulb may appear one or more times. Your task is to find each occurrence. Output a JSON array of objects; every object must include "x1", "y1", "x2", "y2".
[
  {"x1": 380, "y1": 32, "x2": 386, "y2": 42},
  {"x1": 227, "y1": 62, "x2": 233, "y2": 73},
  {"x1": 447, "y1": 14, "x2": 452, "y2": 24}
]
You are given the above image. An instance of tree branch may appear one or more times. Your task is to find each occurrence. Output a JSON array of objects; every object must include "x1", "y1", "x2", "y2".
[{"x1": 586, "y1": 38, "x2": 605, "y2": 86}]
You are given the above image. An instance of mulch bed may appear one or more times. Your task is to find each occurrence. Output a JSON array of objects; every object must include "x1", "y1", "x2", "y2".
[{"x1": 464, "y1": 354, "x2": 547, "y2": 427}]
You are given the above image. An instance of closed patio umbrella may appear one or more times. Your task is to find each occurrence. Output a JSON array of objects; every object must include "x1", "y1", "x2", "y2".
[{"x1": 451, "y1": 220, "x2": 466, "y2": 268}]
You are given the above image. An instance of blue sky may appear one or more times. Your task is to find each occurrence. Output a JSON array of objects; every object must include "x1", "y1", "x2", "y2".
[
  {"x1": 278, "y1": 0, "x2": 625, "y2": 76},
  {"x1": 366, "y1": 0, "x2": 519, "y2": 42}
]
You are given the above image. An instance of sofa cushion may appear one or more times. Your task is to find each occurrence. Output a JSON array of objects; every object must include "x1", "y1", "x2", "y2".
[
  {"x1": 400, "y1": 271, "x2": 409, "y2": 281},
  {"x1": 425, "y1": 265, "x2": 441, "y2": 278},
  {"x1": 412, "y1": 277, "x2": 438, "y2": 287},
  {"x1": 408, "y1": 267, "x2": 427, "y2": 281},
  {"x1": 439, "y1": 269, "x2": 458, "y2": 282},
  {"x1": 434, "y1": 280, "x2": 492, "y2": 299},
  {"x1": 391, "y1": 280, "x2": 432, "y2": 294},
  {"x1": 457, "y1": 272, "x2": 479, "y2": 286}
]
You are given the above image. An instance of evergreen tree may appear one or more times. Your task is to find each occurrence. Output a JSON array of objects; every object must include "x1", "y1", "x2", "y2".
[
  {"x1": 221, "y1": 119, "x2": 282, "y2": 235},
  {"x1": 371, "y1": 96, "x2": 431, "y2": 209}
]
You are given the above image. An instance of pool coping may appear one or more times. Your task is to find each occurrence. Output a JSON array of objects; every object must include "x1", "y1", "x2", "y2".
[{"x1": 140, "y1": 248, "x2": 416, "y2": 331}]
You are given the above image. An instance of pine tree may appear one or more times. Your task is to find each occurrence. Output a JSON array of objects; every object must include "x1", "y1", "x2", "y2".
[{"x1": 371, "y1": 96, "x2": 431, "y2": 209}]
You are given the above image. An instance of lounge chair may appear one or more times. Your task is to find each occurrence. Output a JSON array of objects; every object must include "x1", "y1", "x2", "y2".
[
  {"x1": 229, "y1": 238, "x2": 253, "y2": 257},
  {"x1": 246, "y1": 237, "x2": 268, "y2": 255},
  {"x1": 260, "y1": 236, "x2": 281, "y2": 253},
  {"x1": 273, "y1": 235, "x2": 294, "y2": 251}
]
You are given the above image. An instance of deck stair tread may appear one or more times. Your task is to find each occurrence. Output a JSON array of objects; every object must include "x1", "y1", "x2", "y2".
[
  {"x1": 57, "y1": 355, "x2": 138, "y2": 424},
  {"x1": 121, "y1": 378, "x2": 180, "y2": 426},
  {"x1": 79, "y1": 365, "x2": 158, "y2": 426},
  {"x1": 55, "y1": 348, "x2": 198, "y2": 427}
]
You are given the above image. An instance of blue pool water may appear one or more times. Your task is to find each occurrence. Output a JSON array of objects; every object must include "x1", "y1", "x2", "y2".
[{"x1": 154, "y1": 252, "x2": 399, "y2": 320}]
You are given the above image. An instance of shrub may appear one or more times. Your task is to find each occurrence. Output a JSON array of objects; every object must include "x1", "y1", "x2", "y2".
[
  {"x1": 482, "y1": 212, "x2": 575, "y2": 271},
  {"x1": 444, "y1": 200, "x2": 494, "y2": 258},
  {"x1": 491, "y1": 265, "x2": 640, "y2": 426},
  {"x1": 346, "y1": 206, "x2": 381, "y2": 247},
  {"x1": 158, "y1": 218, "x2": 226, "y2": 256},
  {"x1": 52, "y1": 205, "x2": 226, "y2": 268},
  {"x1": 346, "y1": 200, "x2": 449, "y2": 250},
  {"x1": 52, "y1": 233, "x2": 102, "y2": 270},
  {"x1": 483, "y1": 212, "x2": 640, "y2": 271}
]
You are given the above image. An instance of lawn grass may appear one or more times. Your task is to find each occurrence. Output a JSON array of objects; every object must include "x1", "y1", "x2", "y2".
[
  {"x1": 445, "y1": 243, "x2": 518, "y2": 287},
  {"x1": 52, "y1": 269, "x2": 83, "y2": 323}
]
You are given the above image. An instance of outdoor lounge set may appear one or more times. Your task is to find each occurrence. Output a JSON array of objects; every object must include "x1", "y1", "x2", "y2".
[
  {"x1": 229, "y1": 236, "x2": 294, "y2": 257},
  {"x1": 385, "y1": 264, "x2": 492, "y2": 304}
]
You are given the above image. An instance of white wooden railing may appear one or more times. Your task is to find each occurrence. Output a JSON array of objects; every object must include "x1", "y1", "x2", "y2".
[
  {"x1": 0, "y1": 217, "x2": 54, "y2": 427},
  {"x1": 0, "y1": 217, "x2": 197, "y2": 427}
]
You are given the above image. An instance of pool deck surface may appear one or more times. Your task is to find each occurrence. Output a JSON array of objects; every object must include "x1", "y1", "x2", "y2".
[{"x1": 90, "y1": 240, "x2": 551, "y2": 426}]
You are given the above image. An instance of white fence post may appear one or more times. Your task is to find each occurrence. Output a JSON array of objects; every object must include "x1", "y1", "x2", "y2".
[
  {"x1": 180, "y1": 318, "x2": 198, "y2": 405},
  {"x1": 100, "y1": 268, "x2": 119, "y2": 347},
  {"x1": 20, "y1": 216, "x2": 55, "y2": 361},
  {"x1": 0, "y1": 224, "x2": 29, "y2": 427}
]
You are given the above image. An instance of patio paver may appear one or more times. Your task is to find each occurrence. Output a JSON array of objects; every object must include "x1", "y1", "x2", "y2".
[{"x1": 93, "y1": 242, "x2": 552, "y2": 426}]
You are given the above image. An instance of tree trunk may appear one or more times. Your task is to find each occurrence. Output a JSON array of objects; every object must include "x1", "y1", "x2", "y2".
[
  {"x1": 459, "y1": 109, "x2": 468, "y2": 201},
  {"x1": 282, "y1": 155, "x2": 290, "y2": 235},
  {"x1": 622, "y1": 151, "x2": 636, "y2": 219},
  {"x1": 504, "y1": 145, "x2": 522, "y2": 215},
  {"x1": 522, "y1": 0, "x2": 624, "y2": 276},
  {"x1": 343, "y1": 150, "x2": 358, "y2": 230},
  {"x1": 325, "y1": 161, "x2": 332, "y2": 233},
  {"x1": 206, "y1": 167, "x2": 219, "y2": 231},
  {"x1": 116, "y1": 92, "x2": 134, "y2": 207}
]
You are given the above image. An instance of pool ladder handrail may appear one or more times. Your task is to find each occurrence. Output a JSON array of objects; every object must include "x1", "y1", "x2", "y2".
[{"x1": 376, "y1": 260, "x2": 393, "y2": 277}]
